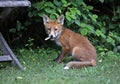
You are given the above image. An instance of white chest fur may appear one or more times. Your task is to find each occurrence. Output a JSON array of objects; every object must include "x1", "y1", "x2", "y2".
[{"x1": 55, "y1": 40, "x2": 61, "y2": 46}]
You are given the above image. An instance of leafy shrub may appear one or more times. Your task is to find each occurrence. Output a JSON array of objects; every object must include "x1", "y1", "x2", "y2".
[
  {"x1": 32, "y1": 0, "x2": 98, "y2": 36},
  {"x1": 8, "y1": 0, "x2": 120, "y2": 55},
  {"x1": 9, "y1": 20, "x2": 27, "y2": 38},
  {"x1": 97, "y1": 0, "x2": 120, "y2": 51}
]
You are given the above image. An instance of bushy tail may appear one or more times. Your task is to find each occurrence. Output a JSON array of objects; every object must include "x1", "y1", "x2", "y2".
[{"x1": 64, "y1": 59, "x2": 96, "y2": 70}]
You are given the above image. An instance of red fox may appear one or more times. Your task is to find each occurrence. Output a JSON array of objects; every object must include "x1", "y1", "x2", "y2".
[{"x1": 43, "y1": 15, "x2": 97, "y2": 69}]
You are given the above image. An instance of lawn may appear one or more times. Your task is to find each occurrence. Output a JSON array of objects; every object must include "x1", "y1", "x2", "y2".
[{"x1": 0, "y1": 48, "x2": 120, "y2": 84}]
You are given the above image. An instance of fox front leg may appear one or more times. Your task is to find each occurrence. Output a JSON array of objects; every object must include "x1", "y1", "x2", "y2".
[
  {"x1": 57, "y1": 47, "x2": 69, "y2": 63},
  {"x1": 53, "y1": 52, "x2": 62, "y2": 61}
]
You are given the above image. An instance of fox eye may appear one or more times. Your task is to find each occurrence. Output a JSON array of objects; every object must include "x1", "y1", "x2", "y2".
[
  {"x1": 48, "y1": 28, "x2": 51, "y2": 31},
  {"x1": 55, "y1": 29, "x2": 58, "y2": 31}
]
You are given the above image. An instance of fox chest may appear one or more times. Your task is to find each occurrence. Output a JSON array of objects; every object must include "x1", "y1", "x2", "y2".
[{"x1": 55, "y1": 40, "x2": 62, "y2": 46}]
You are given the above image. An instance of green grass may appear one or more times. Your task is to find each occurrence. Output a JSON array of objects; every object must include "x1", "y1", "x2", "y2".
[{"x1": 0, "y1": 48, "x2": 120, "y2": 84}]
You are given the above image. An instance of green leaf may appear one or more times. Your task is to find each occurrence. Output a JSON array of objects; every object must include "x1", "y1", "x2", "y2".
[
  {"x1": 93, "y1": 14, "x2": 98, "y2": 19},
  {"x1": 28, "y1": 12, "x2": 33, "y2": 18},
  {"x1": 76, "y1": 0, "x2": 83, "y2": 5},
  {"x1": 61, "y1": 0, "x2": 67, "y2": 4},
  {"x1": 80, "y1": 28, "x2": 88, "y2": 35},
  {"x1": 57, "y1": 8, "x2": 62, "y2": 14},
  {"x1": 76, "y1": 10, "x2": 81, "y2": 15},
  {"x1": 17, "y1": 21, "x2": 22, "y2": 31},
  {"x1": 65, "y1": 12, "x2": 71, "y2": 21},
  {"x1": 9, "y1": 28, "x2": 16, "y2": 33},
  {"x1": 24, "y1": 21, "x2": 31, "y2": 26},
  {"x1": 96, "y1": 29, "x2": 106, "y2": 38},
  {"x1": 116, "y1": 6, "x2": 120, "y2": 14},
  {"x1": 70, "y1": 14, "x2": 76, "y2": 19},
  {"x1": 50, "y1": 14, "x2": 56, "y2": 19},
  {"x1": 96, "y1": 29, "x2": 102, "y2": 36},
  {"x1": 86, "y1": 25, "x2": 94, "y2": 33},
  {"x1": 45, "y1": 2, "x2": 54, "y2": 8},
  {"x1": 82, "y1": 14, "x2": 87, "y2": 20},
  {"x1": 38, "y1": 13, "x2": 43, "y2": 17},
  {"x1": 53, "y1": 0, "x2": 62, "y2": 6},
  {"x1": 89, "y1": 14, "x2": 98, "y2": 22},
  {"x1": 32, "y1": 2, "x2": 42, "y2": 9},
  {"x1": 80, "y1": 23, "x2": 87, "y2": 28},
  {"x1": 75, "y1": 20, "x2": 80, "y2": 26},
  {"x1": 28, "y1": 11, "x2": 38, "y2": 18},
  {"x1": 87, "y1": 6, "x2": 93, "y2": 10},
  {"x1": 99, "y1": 0, "x2": 104, "y2": 3},
  {"x1": 106, "y1": 37, "x2": 115, "y2": 46},
  {"x1": 45, "y1": 8, "x2": 54, "y2": 13}
]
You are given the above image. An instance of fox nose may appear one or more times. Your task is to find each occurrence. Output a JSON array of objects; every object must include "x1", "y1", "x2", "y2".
[
  {"x1": 49, "y1": 35, "x2": 56, "y2": 40},
  {"x1": 50, "y1": 35, "x2": 53, "y2": 38}
]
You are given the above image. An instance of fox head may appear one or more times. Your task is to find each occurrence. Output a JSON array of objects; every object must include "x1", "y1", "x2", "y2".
[{"x1": 43, "y1": 15, "x2": 64, "y2": 40}]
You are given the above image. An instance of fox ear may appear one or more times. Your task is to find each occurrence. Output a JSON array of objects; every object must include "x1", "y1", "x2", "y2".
[
  {"x1": 43, "y1": 15, "x2": 49, "y2": 24},
  {"x1": 57, "y1": 15, "x2": 64, "y2": 25}
]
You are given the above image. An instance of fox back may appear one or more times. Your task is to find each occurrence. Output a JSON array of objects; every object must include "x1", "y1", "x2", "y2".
[{"x1": 43, "y1": 15, "x2": 97, "y2": 69}]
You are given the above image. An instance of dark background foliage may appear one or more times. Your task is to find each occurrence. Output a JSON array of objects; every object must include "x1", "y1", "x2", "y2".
[{"x1": 0, "y1": 0, "x2": 120, "y2": 54}]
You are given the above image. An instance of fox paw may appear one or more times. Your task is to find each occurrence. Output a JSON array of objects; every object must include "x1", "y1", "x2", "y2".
[{"x1": 64, "y1": 66, "x2": 69, "y2": 70}]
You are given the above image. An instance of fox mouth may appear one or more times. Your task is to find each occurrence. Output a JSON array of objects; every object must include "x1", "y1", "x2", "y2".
[
  {"x1": 50, "y1": 36, "x2": 56, "y2": 40},
  {"x1": 45, "y1": 35, "x2": 56, "y2": 41}
]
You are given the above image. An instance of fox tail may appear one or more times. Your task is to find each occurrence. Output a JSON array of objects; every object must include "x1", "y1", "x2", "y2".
[{"x1": 64, "y1": 59, "x2": 96, "y2": 70}]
